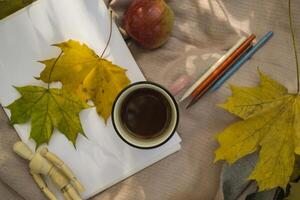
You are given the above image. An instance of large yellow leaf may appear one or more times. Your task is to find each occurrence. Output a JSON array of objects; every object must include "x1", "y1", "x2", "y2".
[
  {"x1": 215, "y1": 71, "x2": 300, "y2": 191},
  {"x1": 39, "y1": 40, "x2": 99, "y2": 100},
  {"x1": 6, "y1": 86, "x2": 89, "y2": 147},
  {"x1": 38, "y1": 40, "x2": 131, "y2": 122},
  {"x1": 83, "y1": 59, "x2": 130, "y2": 122}
]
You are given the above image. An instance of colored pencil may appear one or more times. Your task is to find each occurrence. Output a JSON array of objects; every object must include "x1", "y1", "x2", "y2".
[
  {"x1": 186, "y1": 34, "x2": 256, "y2": 109},
  {"x1": 210, "y1": 31, "x2": 274, "y2": 91},
  {"x1": 184, "y1": 45, "x2": 253, "y2": 109},
  {"x1": 179, "y1": 36, "x2": 247, "y2": 102}
]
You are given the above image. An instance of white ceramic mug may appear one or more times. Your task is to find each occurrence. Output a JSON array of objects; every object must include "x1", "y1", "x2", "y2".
[{"x1": 112, "y1": 81, "x2": 179, "y2": 149}]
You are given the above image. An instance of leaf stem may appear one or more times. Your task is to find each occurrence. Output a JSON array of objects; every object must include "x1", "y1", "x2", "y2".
[
  {"x1": 289, "y1": 0, "x2": 300, "y2": 93},
  {"x1": 100, "y1": 10, "x2": 113, "y2": 58},
  {"x1": 47, "y1": 7, "x2": 112, "y2": 88},
  {"x1": 47, "y1": 51, "x2": 63, "y2": 89}
]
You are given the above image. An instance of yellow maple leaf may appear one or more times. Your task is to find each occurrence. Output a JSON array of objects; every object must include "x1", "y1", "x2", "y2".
[
  {"x1": 38, "y1": 40, "x2": 130, "y2": 122},
  {"x1": 215, "y1": 71, "x2": 300, "y2": 191}
]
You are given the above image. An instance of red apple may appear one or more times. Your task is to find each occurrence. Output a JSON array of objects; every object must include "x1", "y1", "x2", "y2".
[{"x1": 123, "y1": 0, "x2": 174, "y2": 49}]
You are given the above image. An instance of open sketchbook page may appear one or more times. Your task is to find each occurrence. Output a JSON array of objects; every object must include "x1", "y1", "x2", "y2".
[{"x1": 0, "y1": 0, "x2": 181, "y2": 198}]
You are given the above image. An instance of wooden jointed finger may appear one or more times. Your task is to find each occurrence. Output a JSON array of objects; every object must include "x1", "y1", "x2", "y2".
[
  {"x1": 30, "y1": 170, "x2": 57, "y2": 200},
  {"x1": 63, "y1": 184, "x2": 82, "y2": 200},
  {"x1": 41, "y1": 148, "x2": 85, "y2": 193},
  {"x1": 62, "y1": 190, "x2": 73, "y2": 200}
]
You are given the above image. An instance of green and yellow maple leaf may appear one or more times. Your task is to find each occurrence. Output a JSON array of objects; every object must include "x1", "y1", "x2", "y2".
[
  {"x1": 6, "y1": 86, "x2": 89, "y2": 146},
  {"x1": 286, "y1": 182, "x2": 300, "y2": 200},
  {"x1": 38, "y1": 40, "x2": 130, "y2": 122},
  {"x1": 215, "y1": 71, "x2": 300, "y2": 191}
]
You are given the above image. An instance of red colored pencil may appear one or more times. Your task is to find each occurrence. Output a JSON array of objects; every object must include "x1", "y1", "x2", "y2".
[{"x1": 186, "y1": 34, "x2": 256, "y2": 108}]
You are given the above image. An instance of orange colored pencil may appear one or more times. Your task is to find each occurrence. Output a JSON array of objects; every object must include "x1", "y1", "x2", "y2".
[{"x1": 186, "y1": 34, "x2": 256, "y2": 108}]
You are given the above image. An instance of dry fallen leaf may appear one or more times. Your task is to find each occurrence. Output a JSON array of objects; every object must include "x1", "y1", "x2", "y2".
[
  {"x1": 215, "y1": 71, "x2": 300, "y2": 191},
  {"x1": 6, "y1": 86, "x2": 89, "y2": 146},
  {"x1": 38, "y1": 40, "x2": 131, "y2": 122}
]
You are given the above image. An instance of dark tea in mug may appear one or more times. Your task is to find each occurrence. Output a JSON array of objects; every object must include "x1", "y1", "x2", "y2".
[
  {"x1": 112, "y1": 81, "x2": 179, "y2": 149},
  {"x1": 120, "y1": 88, "x2": 172, "y2": 139}
]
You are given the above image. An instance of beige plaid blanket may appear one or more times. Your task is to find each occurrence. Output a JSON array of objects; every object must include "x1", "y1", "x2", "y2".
[{"x1": 0, "y1": 0, "x2": 299, "y2": 199}]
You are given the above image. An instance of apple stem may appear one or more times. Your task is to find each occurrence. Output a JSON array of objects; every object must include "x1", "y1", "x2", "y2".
[
  {"x1": 100, "y1": 10, "x2": 113, "y2": 58},
  {"x1": 289, "y1": 0, "x2": 299, "y2": 93}
]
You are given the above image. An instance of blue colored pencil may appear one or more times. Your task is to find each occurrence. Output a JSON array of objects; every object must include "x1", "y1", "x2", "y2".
[{"x1": 210, "y1": 31, "x2": 274, "y2": 91}]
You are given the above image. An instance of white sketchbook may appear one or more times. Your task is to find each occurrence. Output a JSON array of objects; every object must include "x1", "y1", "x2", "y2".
[{"x1": 0, "y1": 0, "x2": 181, "y2": 199}]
